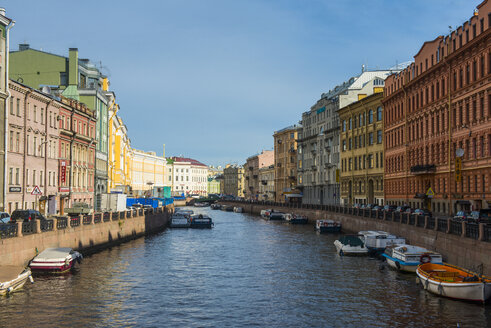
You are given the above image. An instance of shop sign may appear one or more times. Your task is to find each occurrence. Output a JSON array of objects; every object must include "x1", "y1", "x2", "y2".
[
  {"x1": 60, "y1": 160, "x2": 67, "y2": 184},
  {"x1": 9, "y1": 186, "x2": 21, "y2": 193}
]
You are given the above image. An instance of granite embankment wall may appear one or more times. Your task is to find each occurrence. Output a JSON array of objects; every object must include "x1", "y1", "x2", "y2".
[
  {"x1": 220, "y1": 201, "x2": 491, "y2": 275},
  {"x1": 0, "y1": 206, "x2": 173, "y2": 267}
]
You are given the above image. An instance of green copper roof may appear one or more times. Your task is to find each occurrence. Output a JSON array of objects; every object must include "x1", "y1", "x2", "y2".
[{"x1": 62, "y1": 85, "x2": 80, "y2": 101}]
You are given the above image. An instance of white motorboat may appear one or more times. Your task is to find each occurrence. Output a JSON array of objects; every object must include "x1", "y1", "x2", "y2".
[
  {"x1": 30, "y1": 248, "x2": 83, "y2": 273},
  {"x1": 315, "y1": 220, "x2": 341, "y2": 233},
  {"x1": 233, "y1": 207, "x2": 243, "y2": 213},
  {"x1": 260, "y1": 209, "x2": 272, "y2": 218},
  {"x1": 0, "y1": 266, "x2": 33, "y2": 295},
  {"x1": 382, "y1": 244, "x2": 443, "y2": 273},
  {"x1": 284, "y1": 213, "x2": 308, "y2": 224},
  {"x1": 334, "y1": 235, "x2": 368, "y2": 256},
  {"x1": 170, "y1": 213, "x2": 191, "y2": 228},
  {"x1": 358, "y1": 230, "x2": 405, "y2": 255}
]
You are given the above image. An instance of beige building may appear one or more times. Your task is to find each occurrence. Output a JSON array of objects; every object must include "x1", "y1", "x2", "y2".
[
  {"x1": 273, "y1": 125, "x2": 300, "y2": 202},
  {"x1": 258, "y1": 165, "x2": 275, "y2": 200},
  {"x1": 223, "y1": 164, "x2": 245, "y2": 198},
  {"x1": 244, "y1": 150, "x2": 274, "y2": 200},
  {"x1": 339, "y1": 92, "x2": 385, "y2": 206},
  {"x1": 129, "y1": 149, "x2": 166, "y2": 197}
]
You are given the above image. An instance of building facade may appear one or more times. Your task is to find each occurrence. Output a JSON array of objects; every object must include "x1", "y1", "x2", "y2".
[
  {"x1": 383, "y1": 0, "x2": 491, "y2": 215},
  {"x1": 273, "y1": 125, "x2": 300, "y2": 202},
  {"x1": 0, "y1": 9, "x2": 13, "y2": 211},
  {"x1": 244, "y1": 150, "x2": 274, "y2": 200},
  {"x1": 108, "y1": 110, "x2": 132, "y2": 193},
  {"x1": 57, "y1": 96, "x2": 97, "y2": 214},
  {"x1": 7, "y1": 81, "x2": 60, "y2": 214},
  {"x1": 169, "y1": 157, "x2": 208, "y2": 197},
  {"x1": 298, "y1": 69, "x2": 396, "y2": 205},
  {"x1": 258, "y1": 165, "x2": 275, "y2": 200},
  {"x1": 9, "y1": 46, "x2": 111, "y2": 210},
  {"x1": 223, "y1": 164, "x2": 245, "y2": 197},
  {"x1": 339, "y1": 92, "x2": 385, "y2": 206},
  {"x1": 130, "y1": 149, "x2": 165, "y2": 197}
]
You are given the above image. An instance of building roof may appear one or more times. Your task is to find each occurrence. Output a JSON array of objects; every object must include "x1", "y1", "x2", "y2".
[{"x1": 170, "y1": 156, "x2": 207, "y2": 167}]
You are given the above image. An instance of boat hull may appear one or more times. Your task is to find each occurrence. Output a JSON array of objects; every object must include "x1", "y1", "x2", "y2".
[
  {"x1": 384, "y1": 256, "x2": 418, "y2": 272},
  {"x1": 0, "y1": 269, "x2": 32, "y2": 296},
  {"x1": 288, "y1": 218, "x2": 308, "y2": 224},
  {"x1": 416, "y1": 265, "x2": 491, "y2": 303},
  {"x1": 334, "y1": 240, "x2": 368, "y2": 256},
  {"x1": 316, "y1": 226, "x2": 341, "y2": 233}
]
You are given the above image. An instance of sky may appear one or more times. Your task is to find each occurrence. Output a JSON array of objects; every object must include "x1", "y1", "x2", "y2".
[{"x1": 3, "y1": 0, "x2": 479, "y2": 166}]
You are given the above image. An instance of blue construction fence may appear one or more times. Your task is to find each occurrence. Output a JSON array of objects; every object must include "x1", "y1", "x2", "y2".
[{"x1": 126, "y1": 197, "x2": 174, "y2": 208}]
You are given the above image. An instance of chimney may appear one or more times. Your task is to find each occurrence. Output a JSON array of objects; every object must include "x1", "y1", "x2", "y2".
[
  {"x1": 19, "y1": 44, "x2": 30, "y2": 51},
  {"x1": 68, "y1": 48, "x2": 78, "y2": 86}
]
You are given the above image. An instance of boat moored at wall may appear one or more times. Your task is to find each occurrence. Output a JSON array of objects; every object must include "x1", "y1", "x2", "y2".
[
  {"x1": 315, "y1": 220, "x2": 341, "y2": 233},
  {"x1": 190, "y1": 214, "x2": 214, "y2": 229},
  {"x1": 334, "y1": 235, "x2": 368, "y2": 256},
  {"x1": 284, "y1": 213, "x2": 308, "y2": 224},
  {"x1": 30, "y1": 248, "x2": 83, "y2": 273},
  {"x1": 358, "y1": 231, "x2": 406, "y2": 255},
  {"x1": 170, "y1": 213, "x2": 191, "y2": 228},
  {"x1": 382, "y1": 245, "x2": 442, "y2": 273},
  {"x1": 233, "y1": 207, "x2": 243, "y2": 213},
  {"x1": 416, "y1": 263, "x2": 491, "y2": 303}
]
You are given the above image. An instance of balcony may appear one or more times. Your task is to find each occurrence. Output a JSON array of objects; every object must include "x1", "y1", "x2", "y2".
[{"x1": 410, "y1": 164, "x2": 436, "y2": 175}]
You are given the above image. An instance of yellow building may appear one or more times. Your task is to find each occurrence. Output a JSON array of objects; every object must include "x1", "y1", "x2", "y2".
[
  {"x1": 273, "y1": 125, "x2": 300, "y2": 202},
  {"x1": 108, "y1": 110, "x2": 132, "y2": 193},
  {"x1": 339, "y1": 92, "x2": 384, "y2": 206},
  {"x1": 223, "y1": 164, "x2": 245, "y2": 198},
  {"x1": 129, "y1": 149, "x2": 166, "y2": 197}
]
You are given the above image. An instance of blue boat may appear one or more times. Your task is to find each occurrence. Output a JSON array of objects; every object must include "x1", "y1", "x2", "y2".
[{"x1": 190, "y1": 214, "x2": 214, "y2": 229}]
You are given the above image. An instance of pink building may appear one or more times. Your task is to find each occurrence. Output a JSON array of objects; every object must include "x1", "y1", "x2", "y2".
[
  {"x1": 7, "y1": 81, "x2": 60, "y2": 215},
  {"x1": 244, "y1": 150, "x2": 274, "y2": 200}
]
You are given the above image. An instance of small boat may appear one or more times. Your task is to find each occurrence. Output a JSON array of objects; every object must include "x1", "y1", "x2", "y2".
[
  {"x1": 284, "y1": 213, "x2": 308, "y2": 224},
  {"x1": 170, "y1": 213, "x2": 191, "y2": 228},
  {"x1": 176, "y1": 209, "x2": 194, "y2": 216},
  {"x1": 221, "y1": 205, "x2": 233, "y2": 212},
  {"x1": 260, "y1": 209, "x2": 272, "y2": 219},
  {"x1": 358, "y1": 231, "x2": 405, "y2": 255},
  {"x1": 315, "y1": 220, "x2": 341, "y2": 233},
  {"x1": 30, "y1": 248, "x2": 83, "y2": 273},
  {"x1": 416, "y1": 263, "x2": 491, "y2": 303},
  {"x1": 233, "y1": 207, "x2": 243, "y2": 213},
  {"x1": 194, "y1": 202, "x2": 209, "y2": 207},
  {"x1": 269, "y1": 211, "x2": 285, "y2": 220},
  {"x1": 210, "y1": 204, "x2": 221, "y2": 210},
  {"x1": 190, "y1": 214, "x2": 213, "y2": 229},
  {"x1": 382, "y1": 244, "x2": 443, "y2": 273},
  {"x1": 334, "y1": 235, "x2": 368, "y2": 256},
  {"x1": 0, "y1": 266, "x2": 33, "y2": 295}
]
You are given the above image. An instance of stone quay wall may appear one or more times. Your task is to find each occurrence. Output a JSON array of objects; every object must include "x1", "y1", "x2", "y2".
[
  {"x1": 0, "y1": 205, "x2": 174, "y2": 267},
  {"x1": 220, "y1": 201, "x2": 491, "y2": 275}
]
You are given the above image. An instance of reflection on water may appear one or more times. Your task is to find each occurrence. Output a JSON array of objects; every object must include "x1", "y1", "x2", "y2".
[{"x1": 0, "y1": 207, "x2": 489, "y2": 327}]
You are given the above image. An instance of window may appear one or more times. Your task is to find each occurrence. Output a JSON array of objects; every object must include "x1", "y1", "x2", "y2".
[
  {"x1": 9, "y1": 168, "x2": 13, "y2": 185},
  {"x1": 9, "y1": 98, "x2": 13, "y2": 115},
  {"x1": 15, "y1": 132, "x2": 20, "y2": 152},
  {"x1": 41, "y1": 108, "x2": 44, "y2": 124},
  {"x1": 376, "y1": 107, "x2": 382, "y2": 121},
  {"x1": 9, "y1": 131, "x2": 13, "y2": 151},
  {"x1": 16, "y1": 99, "x2": 20, "y2": 116},
  {"x1": 369, "y1": 132, "x2": 374, "y2": 145},
  {"x1": 342, "y1": 120, "x2": 346, "y2": 132},
  {"x1": 377, "y1": 130, "x2": 382, "y2": 144},
  {"x1": 15, "y1": 168, "x2": 20, "y2": 185},
  {"x1": 368, "y1": 110, "x2": 373, "y2": 124},
  {"x1": 33, "y1": 105, "x2": 37, "y2": 122}
]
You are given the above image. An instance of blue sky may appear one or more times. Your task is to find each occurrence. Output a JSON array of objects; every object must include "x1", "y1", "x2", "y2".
[{"x1": 4, "y1": 0, "x2": 478, "y2": 166}]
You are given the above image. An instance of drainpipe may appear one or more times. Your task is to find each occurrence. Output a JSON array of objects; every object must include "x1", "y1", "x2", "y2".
[
  {"x1": 3, "y1": 19, "x2": 15, "y2": 211},
  {"x1": 42, "y1": 99, "x2": 53, "y2": 215},
  {"x1": 21, "y1": 90, "x2": 32, "y2": 209}
]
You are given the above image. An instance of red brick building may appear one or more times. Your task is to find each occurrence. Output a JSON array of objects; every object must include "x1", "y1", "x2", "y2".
[
  {"x1": 58, "y1": 97, "x2": 97, "y2": 215},
  {"x1": 383, "y1": 0, "x2": 491, "y2": 215}
]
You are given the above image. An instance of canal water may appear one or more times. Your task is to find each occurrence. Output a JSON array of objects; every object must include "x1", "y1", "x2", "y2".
[{"x1": 0, "y1": 207, "x2": 489, "y2": 327}]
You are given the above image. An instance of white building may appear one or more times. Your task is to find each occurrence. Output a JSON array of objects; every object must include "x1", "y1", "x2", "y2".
[{"x1": 169, "y1": 157, "x2": 208, "y2": 197}]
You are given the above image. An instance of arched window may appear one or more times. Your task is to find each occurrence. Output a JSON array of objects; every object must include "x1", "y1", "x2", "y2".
[
  {"x1": 377, "y1": 107, "x2": 382, "y2": 121},
  {"x1": 368, "y1": 109, "x2": 373, "y2": 123}
]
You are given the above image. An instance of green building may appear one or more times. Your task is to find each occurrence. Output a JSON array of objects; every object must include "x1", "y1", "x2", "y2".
[{"x1": 10, "y1": 45, "x2": 110, "y2": 210}]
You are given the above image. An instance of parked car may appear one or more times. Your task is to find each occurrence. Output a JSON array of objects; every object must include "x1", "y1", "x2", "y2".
[
  {"x1": 373, "y1": 205, "x2": 383, "y2": 211},
  {"x1": 11, "y1": 210, "x2": 46, "y2": 222},
  {"x1": 453, "y1": 211, "x2": 473, "y2": 221},
  {"x1": 383, "y1": 205, "x2": 397, "y2": 213},
  {"x1": 365, "y1": 204, "x2": 375, "y2": 210},
  {"x1": 404, "y1": 208, "x2": 414, "y2": 215},
  {"x1": 352, "y1": 203, "x2": 361, "y2": 209},
  {"x1": 395, "y1": 205, "x2": 410, "y2": 213},
  {"x1": 0, "y1": 212, "x2": 11, "y2": 224},
  {"x1": 413, "y1": 209, "x2": 432, "y2": 218}
]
